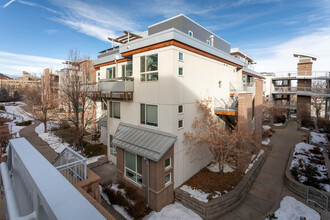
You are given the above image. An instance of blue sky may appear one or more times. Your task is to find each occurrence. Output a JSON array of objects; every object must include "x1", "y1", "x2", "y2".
[{"x1": 1, "y1": 0, "x2": 330, "y2": 76}]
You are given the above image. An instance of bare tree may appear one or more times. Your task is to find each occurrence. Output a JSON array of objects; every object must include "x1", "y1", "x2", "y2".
[
  {"x1": 311, "y1": 81, "x2": 327, "y2": 121},
  {"x1": 60, "y1": 49, "x2": 97, "y2": 148},
  {"x1": 184, "y1": 99, "x2": 260, "y2": 173},
  {"x1": 24, "y1": 83, "x2": 56, "y2": 133}
]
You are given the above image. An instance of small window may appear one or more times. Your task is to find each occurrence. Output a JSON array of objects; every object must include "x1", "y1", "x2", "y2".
[
  {"x1": 178, "y1": 119, "x2": 184, "y2": 129},
  {"x1": 106, "y1": 67, "x2": 116, "y2": 79},
  {"x1": 141, "y1": 104, "x2": 158, "y2": 127},
  {"x1": 206, "y1": 40, "x2": 210, "y2": 45},
  {"x1": 178, "y1": 52, "x2": 183, "y2": 61},
  {"x1": 165, "y1": 157, "x2": 171, "y2": 168},
  {"x1": 188, "y1": 31, "x2": 193, "y2": 37},
  {"x1": 178, "y1": 67, "x2": 183, "y2": 76},
  {"x1": 122, "y1": 62, "x2": 132, "y2": 77},
  {"x1": 110, "y1": 102, "x2": 120, "y2": 119},
  {"x1": 109, "y1": 135, "x2": 116, "y2": 156},
  {"x1": 178, "y1": 105, "x2": 183, "y2": 114},
  {"x1": 165, "y1": 172, "x2": 171, "y2": 185},
  {"x1": 98, "y1": 72, "x2": 100, "y2": 76}
]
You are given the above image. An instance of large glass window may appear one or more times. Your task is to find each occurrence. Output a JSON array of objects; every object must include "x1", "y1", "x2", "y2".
[
  {"x1": 125, "y1": 151, "x2": 142, "y2": 185},
  {"x1": 122, "y1": 62, "x2": 132, "y2": 77},
  {"x1": 106, "y1": 67, "x2": 116, "y2": 79},
  {"x1": 140, "y1": 54, "x2": 158, "y2": 81},
  {"x1": 110, "y1": 102, "x2": 120, "y2": 119},
  {"x1": 140, "y1": 104, "x2": 158, "y2": 126},
  {"x1": 109, "y1": 135, "x2": 116, "y2": 156}
]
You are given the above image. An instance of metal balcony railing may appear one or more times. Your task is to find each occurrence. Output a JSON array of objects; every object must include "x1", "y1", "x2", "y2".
[
  {"x1": 99, "y1": 77, "x2": 134, "y2": 92},
  {"x1": 52, "y1": 147, "x2": 87, "y2": 184},
  {"x1": 214, "y1": 97, "x2": 238, "y2": 112},
  {"x1": 273, "y1": 87, "x2": 330, "y2": 97},
  {"x1": 0, "y1": 138, "x2": 105, "y2": 220},
  {"x1": 230, "y1": 82, "x2": 254, "y2": 94},
  {"x1": 272, "y1": 71, "x2": 330, "y2": 80}
]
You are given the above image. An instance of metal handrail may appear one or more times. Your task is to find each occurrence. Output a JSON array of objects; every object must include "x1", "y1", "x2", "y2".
[
  {"x1": 99, "y1": 77, "x2": 134, "y2": 82},
  {"x1": 307, "y1": 186, "x2": 329, "y2": 211}
]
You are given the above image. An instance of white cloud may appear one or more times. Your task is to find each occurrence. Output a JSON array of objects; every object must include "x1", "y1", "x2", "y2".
[
  {"x1": 254, "y1": 27, "x2": 330, "y2": 73},
  {"x1": 3, "y1": 0, "x2": 16, "y2": 8},
  {"x1": 49, "y1": 0, "x2": 140, "y2": 42},
  {"x1": 0, "y1": 51, "x2": 64, "y2": 76}
]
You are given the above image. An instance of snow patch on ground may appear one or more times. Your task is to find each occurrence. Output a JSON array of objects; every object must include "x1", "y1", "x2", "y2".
[
  {"x1": 99, "y1": 185, "x2": 133, "y2": 220},
  {"x1": 180, "y1": 185, "x2": 220, "y2": 203},
  {"x1": 262, "y1": 125, "x2": 271, "y2": 130},
  {"x1": 0, "y1": 102, "x2": 33, "y2": 137},
  {"x1": 273, "y1": 123, "x2": 284, "y2": 127},
  {"x1": 262, "y1": 138, "x2": 270, "y2": 146},
  {"x1": 301, "y1": 127, "x2": 309, "y2": 130},
  {"x1": 207, "y1": 162, "x2": 235, "y2": 173},
  {"x1": 290, "y1": 142, "x2": 330, "y2": 192},
  {"x1": 35, "y1": 122, "x2": 68, "y2": 153},
  {"x1": 310, "y1": 132, "x2": 328, "y2": 146},
  {"x1": 245, "y1": 150, "x2": 264, "y2": 174},
  {"x1": 86, "y1": 155, "x2": 105, "y2": 165},
  {"x1": 270, "y1": 196, "x2": 320, "y2": 220},
  {"x1": 144, "y1": 202, "x2": 202, "y2": 220}
]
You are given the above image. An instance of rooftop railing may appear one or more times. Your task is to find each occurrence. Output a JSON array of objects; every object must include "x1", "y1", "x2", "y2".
[
  {"x1": 273, "y1": 87, "x2": 330, "y2": 96},
  {"x1": 272, "y1": 71, "x2": 330, "y2": 79},
  {"x1": 99, "y1": 77, "x2": 134, "y2": 92},
  {"x1": 230, "y1": 82, "x2": 254, "y2": 94},
  {"x1": 214, "y1": 97, "x2": 238, "y2": 112}
]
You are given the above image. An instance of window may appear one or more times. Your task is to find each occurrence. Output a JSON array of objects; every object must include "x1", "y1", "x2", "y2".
[
  {"x1": 125, "y1": 151, "x2": 142, "y2": 185},
  {"x1": 178, "y1": 105, "x2": 184, "y2": 114},
  {"x1": 178, "y1": 52, "x2": 184, "y2": 61},
  {"x1": 188, "y1": 30, "x2": 193, "y2": 37},
  {"x1": 122, "y1": 62, "x2": 132, "y2": 77},
  {"x1": 140, "y1": 104, "x2": 158, "y2": 126},
  {"x1": 110, "y1": 102, "x2": 120, "y2": 119},
  {"x1": 206, "y1": 40, "x2": 210, "y2": 45},
  {"x1": 165, "y1": 172, "x2": 171, "y2": 185},
  {"x1": 109, "y1": 135, "x2": 116, "y2": 156},
  {"x1": 86, "y1": 119, "x2": 91, "y2": 132},
  {"x1": 106, "y1": 67, "x2": 116, "y2": 79},
  {"x1": 178, "y1": 67, "x2": 183, "y2": 76},
  {"x1": 140, "y1": 54, "x2": 158, "y2": 81},
  {"x1": 178, "y1": 119, "x2": 184, "y2": 129},
  {"x1": 86, "y1": 98, "x2": 91, "y2": 110},
  {"x1": 165, "y1": 157, "x2": 171, "y2": 169},
  {"x1": 252, "y1": 98, "x2": 255, "y2": 119}
]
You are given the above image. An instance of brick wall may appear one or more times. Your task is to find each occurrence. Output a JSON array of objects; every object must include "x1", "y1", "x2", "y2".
[
  {"x1": 254, "y1": 79, "x2": 263, "y2": 144},
  {"x1": 116, "y1": 146, "x2": 174, "y2": 211},
  {"x1": 297, "y1": 62, "x2": 313, "y2": 121},
  {"x1": 297, "y1": 62, "x2": 312, "y2": 76},
  {"x1": 238, "y1": 92, "x2": 252, "y2": 130}
]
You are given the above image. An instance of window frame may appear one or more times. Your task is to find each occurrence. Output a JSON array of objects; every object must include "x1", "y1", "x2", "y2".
[
  {"x1": 188, "y1": 30, "x2": 193, "y2": 37},
  {"x1": 178, "y1": 119, "x2": 184, "y2": 129},
  {"x1": 165, "y1": 157, "x2": 171, "y2": 169},
  {"x1": 109, "y1": 135, "x2": 116, "y2": 156},
  {"x1": 106, "y1": 66, "x2": 116, "y2": 79},
  {"x1": 125, "y1": 151, "x2": 143, "y2": 185},
  {"x1": 140, "y1": 54, "x2": 158, "y2": 82},
  {"x1": 165, "y1": 172, "x2": 171, "y2": 185},
  {"x1": 178, "y1": 52, "x2": 184, "y2": 61},
  {"x1": 178, "y1": 105, "x2": 184, "y2": 114},
  {"x1": 178, "y1": 67, "x2": 184, "y2": 76},
  {"x1": 122, "y1": 62, "x2": 133, "y2": 77},
  {"x1": 109, "y1": 101, "x2": 120, "y2": 119},
  {"x1": 140, "y1": 103, "x2": 158, "y2": 127}
]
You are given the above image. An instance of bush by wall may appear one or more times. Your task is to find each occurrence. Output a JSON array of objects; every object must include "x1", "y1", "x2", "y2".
[{"x1": 15, "y1": 120, "x2": 32, "y2": 126}]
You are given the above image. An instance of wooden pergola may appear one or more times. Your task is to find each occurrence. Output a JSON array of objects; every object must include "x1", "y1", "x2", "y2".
[{"x1": 108, "y1": 31, "x2": 142, "y2": 44}]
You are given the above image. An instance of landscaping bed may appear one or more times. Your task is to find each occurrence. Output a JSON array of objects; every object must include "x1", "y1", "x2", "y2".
[
  {"x1": 181, "y1": 168, "x2": 244, "y2": 202},
  {"x1": 290, "y1": 142, "x2": 330, "y2": 192},
  {"x1": 309, "y1": 132, "x2": 329, "y2": 148}
]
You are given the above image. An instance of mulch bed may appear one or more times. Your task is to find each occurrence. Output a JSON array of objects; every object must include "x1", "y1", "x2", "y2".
[{"x1": 184, "y1": 168, "x2": 244, "y2": 193}]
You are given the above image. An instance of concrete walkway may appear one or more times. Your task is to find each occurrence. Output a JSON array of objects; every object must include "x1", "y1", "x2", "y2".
[
  {"x1": 19, "y1": 121, "x2": 58, "y2": 162},
  {"x1": 222, "y1": 120, "x2": 305, "y2": 219}
]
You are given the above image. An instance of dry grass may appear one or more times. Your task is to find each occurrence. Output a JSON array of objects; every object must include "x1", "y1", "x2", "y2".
[{"x1": 184, "y1": 168, "x2": 244, "y2": 194}]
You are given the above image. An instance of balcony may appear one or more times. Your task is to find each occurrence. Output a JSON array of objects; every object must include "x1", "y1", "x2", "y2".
[
  {"x1": 214, "y1": 97, "x2": 238, "y2": 116},
  {"x1": 81, "y1": 77, "x2": 134, "y2": 101},
  {"x1": 272, "y1": 71, "x2": 330, "y2": 80},
  {"x1": 99, "y1": 77, "x2": 134, "y2": 101},
  {"x1": 272, "y1": 87, "x2": 330, "y2": 97},
  {"x1": 230, "y1": 82, "x2": 254, "y2": 95}
]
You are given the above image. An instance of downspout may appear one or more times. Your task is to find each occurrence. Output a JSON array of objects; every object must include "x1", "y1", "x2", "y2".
[{"x1": 144, "y1": 158, "x2": 150, "y2": 207}]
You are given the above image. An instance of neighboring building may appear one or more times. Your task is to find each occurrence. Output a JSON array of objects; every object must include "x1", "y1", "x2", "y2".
[
  {"x1": 92, "y1": 14, "x2": 264, "y2": 211},
  {"x1": 41, "y1": 68, "x2": 60, "y2": 106},
  {"x1": 262, "y1": 53, "x2": 330, "y2": 120},
  {"x1": 0, "y1": 71, "x2": 40, "y2": 94}
]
